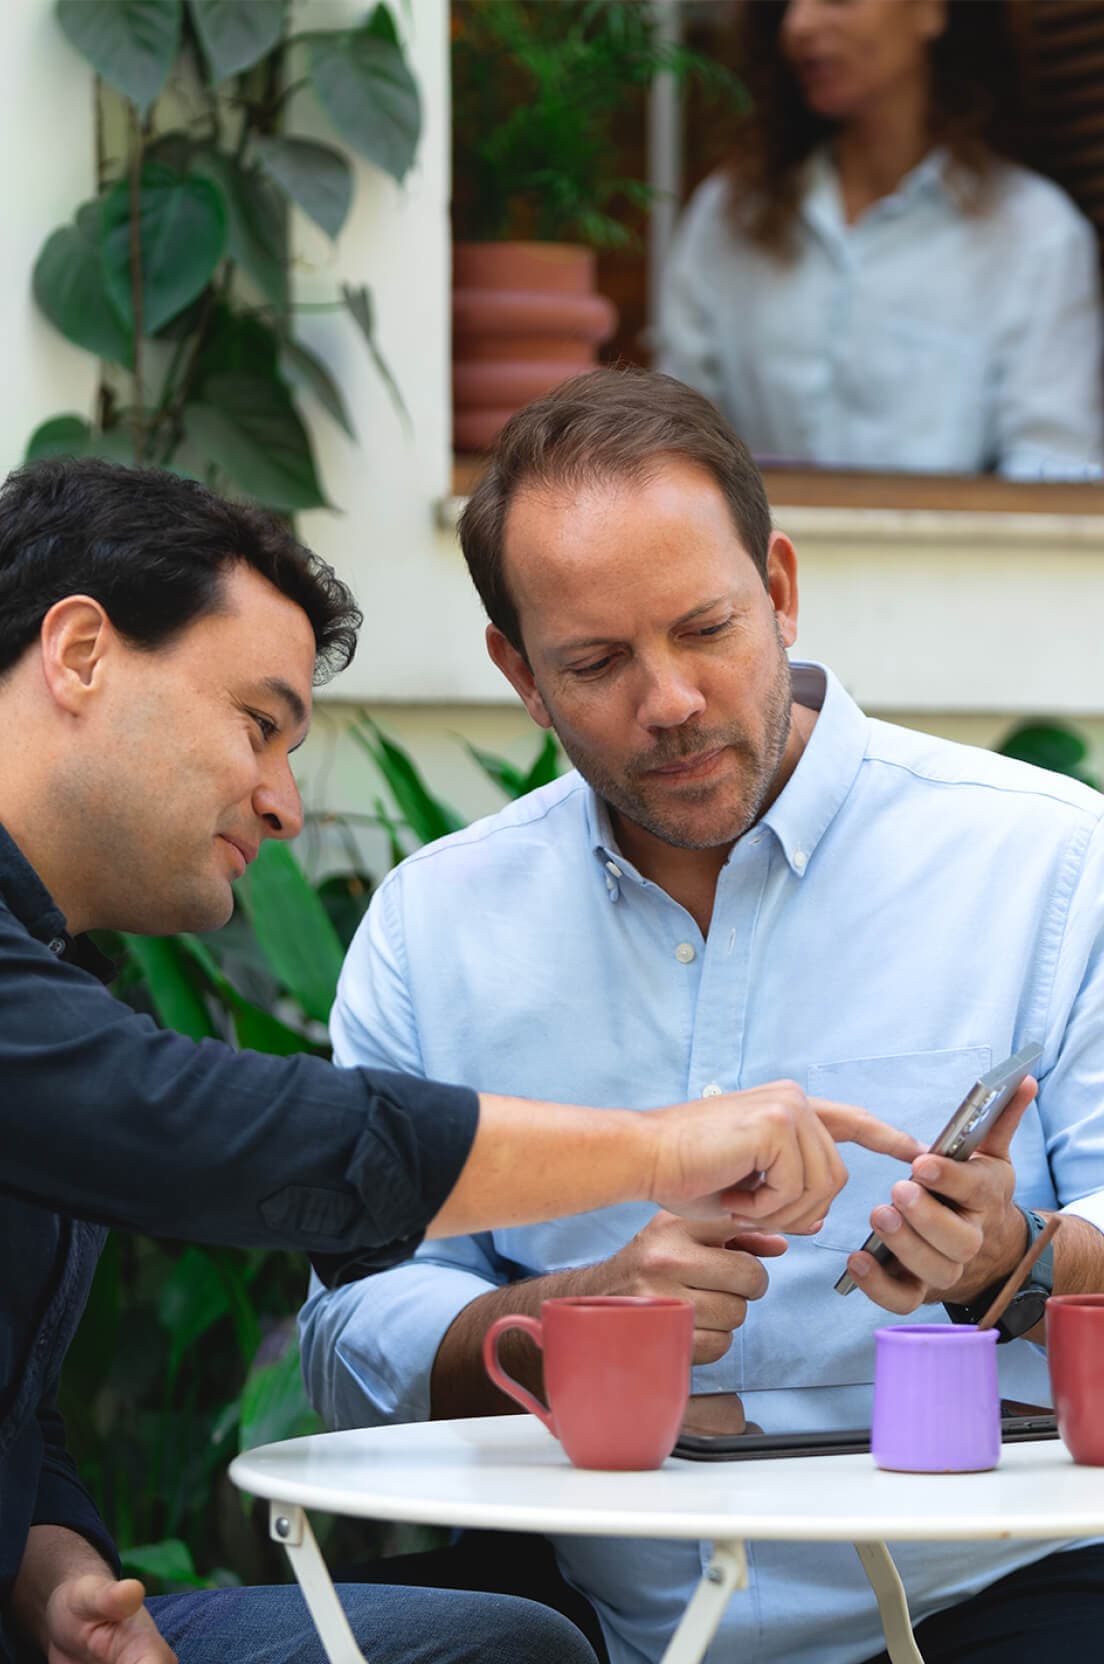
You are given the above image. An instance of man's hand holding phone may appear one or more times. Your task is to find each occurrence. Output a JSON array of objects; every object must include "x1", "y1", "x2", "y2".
[{"x1": 843, "y1": 1075, "x2": 1038, "y2": 1315}]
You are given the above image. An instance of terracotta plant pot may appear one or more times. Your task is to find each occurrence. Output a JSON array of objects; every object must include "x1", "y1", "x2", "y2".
[{"x1": 452, "y1": 241, "x2": 618, "y2": 452}]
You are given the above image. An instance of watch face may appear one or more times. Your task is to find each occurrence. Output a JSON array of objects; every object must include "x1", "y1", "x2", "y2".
[{"x1": 1001, "y1": 1290, "x2": 1048, "y2": 1338}]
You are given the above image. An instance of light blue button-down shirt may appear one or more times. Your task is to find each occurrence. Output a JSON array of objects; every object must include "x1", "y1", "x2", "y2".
[
  {"x1": 657, "y1": 151, "x2": 1104, "y2": 480},
  {"x1": 301, "y1": 665, "x2": 1104, "y2": 1664}
]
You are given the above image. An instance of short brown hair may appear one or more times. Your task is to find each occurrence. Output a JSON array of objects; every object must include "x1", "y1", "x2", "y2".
[{"x1": 458, "y1": 367, "x2": 772, "y2": 655}]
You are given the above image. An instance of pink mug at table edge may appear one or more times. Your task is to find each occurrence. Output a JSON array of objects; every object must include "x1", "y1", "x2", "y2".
[
  {"x1": 1047, "y1": 1294, "x2": 1104, "y2": 1465},
  {"x1": 483, "y1": 1295, "x2": 693, "y2": 1471}
]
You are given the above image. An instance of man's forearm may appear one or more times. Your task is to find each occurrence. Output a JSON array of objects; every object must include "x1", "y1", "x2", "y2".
[
  {"x1": 431, "y1": 1263, "x2": 615, "y2": 1419},
  {"x1": 10, "y1": 1525, "x2": 114, "y2": 1651},
  {"x1": 427, "y1": 1096, "x2": 654, "y2": 1239},
  {"x1": 1024, "y1": 1212, "x2": 1104, "y2": 1343}
]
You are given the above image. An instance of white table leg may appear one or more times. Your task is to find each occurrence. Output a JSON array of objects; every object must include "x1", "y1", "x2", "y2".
[
  {"x1": 269, "y1": 1501, "x2": 366, "y2": 1664},
  {"x1": 853, "y1": 1541, "x2": 925, "y2": 1664},
  {"x1": 659, "y1": 1539, "x2": 748, "y2": 1664}
]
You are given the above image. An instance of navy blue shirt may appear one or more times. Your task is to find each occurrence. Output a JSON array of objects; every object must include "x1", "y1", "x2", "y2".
[{"x1": 0, "y1": 823, "x2": 478, "y2": 1659}]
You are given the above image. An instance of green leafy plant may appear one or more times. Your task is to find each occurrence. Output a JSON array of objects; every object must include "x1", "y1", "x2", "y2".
[
  {"x1": 66, "y1": 725, "x2": 561, "y2": 1588},
  {"x1": 29, "y1": 0, "x2": 421, "y2": 510},
  {"x1": 451, "y1": 0, "x2": 743, "y2": 248},
  {"x1": 995, "y1": 719, "x2": 1101, "y2": 790}
]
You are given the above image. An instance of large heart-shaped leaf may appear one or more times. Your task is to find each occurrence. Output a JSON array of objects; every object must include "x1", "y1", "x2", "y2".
[
  {"x1": 56, "y1": 0, "x2": 182, "y2": 117},
  {"x1": 190, "y1": 150, "x2": 286, "y2": 310},
  {"x1": 25, "y1": 415, "x2": 93, "y2": 463},
  {"x1": 33, "y1": 216, "x2": 133, "y2": 365},
  {"x1": 101, "y1": 163, "x2": 227, "y2": 335},
  {"x1": 307, "y1": 17, "x2": 421, "y2": 183},
  {"x1": 182, "y1": 372, "x2": 327, "y2": 512},
  {"x1": 255, "y1": 136, "x2": 352, "y2": 240},
  {"x1": 195, "y1": 304, "x2": 280, "y2": 383},
  {"x1": 187, "y1": 0, "x2": 283, "y2": 83},
  {"x1": 279, "y1": 337, "x2": 355, "y2": 439},
  {"x1": 234, "y1": 840, "x2": 345, "y2": 1025}
]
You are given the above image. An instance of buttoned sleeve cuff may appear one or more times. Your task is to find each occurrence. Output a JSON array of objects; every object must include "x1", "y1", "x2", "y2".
[
  {"x1": 32, "y1": 1453, "x2": 121, "y2": 1579},
  {"x1": 261, "y1": 1072, "x2": 480, "y2": 1288}
]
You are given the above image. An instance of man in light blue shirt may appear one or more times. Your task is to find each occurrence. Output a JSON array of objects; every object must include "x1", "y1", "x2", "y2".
[{"x1": 301, "y1": 369, "x2": 1104, "y2": 1664}]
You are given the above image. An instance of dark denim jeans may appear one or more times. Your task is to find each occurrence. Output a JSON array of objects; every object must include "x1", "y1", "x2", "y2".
[{"x1": 149, "y1": 1581, "x2": 599, "y2": 1664}]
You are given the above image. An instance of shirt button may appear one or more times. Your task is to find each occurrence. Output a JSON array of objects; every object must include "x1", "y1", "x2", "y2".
[
  {"x1": 701, "y1": 1083, "x2": 723, "y2": 1098},
  {"x1": 793, "y1": 851, "x2": 808, "y2": 873},
  {"x1": 674, "y1": 942, "x2": 696, "y2": 964},
  {"x1": 48, "y1": 937, "x2": 66, "y2": 955},
  {"x1": 605, "y1": 861, "x2": 623, "y2": 879}
]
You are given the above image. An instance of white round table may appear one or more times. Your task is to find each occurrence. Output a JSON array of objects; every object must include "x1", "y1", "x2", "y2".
[{"x1": 230, "y1": 1418, "x2": 1104, "y2": 1664}]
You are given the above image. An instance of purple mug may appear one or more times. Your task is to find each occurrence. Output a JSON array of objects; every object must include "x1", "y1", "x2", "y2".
[{"x1": 872, "y1": 1324, "x2": 1000, "y2": 1473}]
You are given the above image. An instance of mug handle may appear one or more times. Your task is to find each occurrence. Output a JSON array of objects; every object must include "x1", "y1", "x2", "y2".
[{"x1": 482, "y1": 1314, "x2": 556, "y2": 1433}]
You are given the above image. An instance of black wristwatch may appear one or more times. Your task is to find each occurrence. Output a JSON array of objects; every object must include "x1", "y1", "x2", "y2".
[{"x1": 943, "y1": 1208, "x2": 1055, "y2": 1343}]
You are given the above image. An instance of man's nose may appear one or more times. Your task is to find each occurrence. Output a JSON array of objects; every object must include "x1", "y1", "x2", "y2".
[
  {"x1": 635, "y1": 662, "x2": 707, "y2": 731},
  {"x1": 255, "y1": 760, "x2": 304, "y2": 841}
]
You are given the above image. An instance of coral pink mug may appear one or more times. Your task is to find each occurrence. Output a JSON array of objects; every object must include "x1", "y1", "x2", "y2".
[
  {"x1": 1047, "y1": 1294, "x2": 1104, "y2": 1465},
  {"x1": 483, "y1": 1295, "x2": 693, "y2": 1470}
]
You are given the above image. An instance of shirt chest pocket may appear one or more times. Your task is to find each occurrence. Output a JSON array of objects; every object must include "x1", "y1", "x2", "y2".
[{"x1": 807, "y1": 1047, "x2": 992, "y2": 1253}]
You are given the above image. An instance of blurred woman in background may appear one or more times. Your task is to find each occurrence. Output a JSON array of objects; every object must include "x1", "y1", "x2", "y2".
[{"x1": 657, "y1": 0, "x2": 1104, "y2": 479}]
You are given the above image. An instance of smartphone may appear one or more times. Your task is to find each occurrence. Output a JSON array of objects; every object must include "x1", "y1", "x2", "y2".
[
  {"x1": 833, "y1": 1041, "x2": 1043, "y2": 1297},
  {"x1": 672, "y1": 1414, "x2": 1058, "y2": 1463}
]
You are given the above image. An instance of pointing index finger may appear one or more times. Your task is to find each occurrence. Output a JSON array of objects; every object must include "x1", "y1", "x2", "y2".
[{"x1": 811, "y1": 1099, "x2": 923, "y2": 1164}]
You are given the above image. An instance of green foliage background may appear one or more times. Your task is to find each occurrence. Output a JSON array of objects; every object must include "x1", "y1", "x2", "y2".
[{"x1": 451, "y1": 0, "x2": 743, "y2": 248}]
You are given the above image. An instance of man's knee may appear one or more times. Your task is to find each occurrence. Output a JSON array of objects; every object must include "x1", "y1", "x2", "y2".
[{"x1": 339, "y1": 1583, "x2": 601, "y2": 1664}]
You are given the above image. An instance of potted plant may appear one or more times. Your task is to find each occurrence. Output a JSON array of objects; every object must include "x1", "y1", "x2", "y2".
[
  {"x1": 30, "y1": 0, "x2": 421, "y2": 513},
  {"x1": 450, "y1": 0, "x2": 739, "y2": 452}
]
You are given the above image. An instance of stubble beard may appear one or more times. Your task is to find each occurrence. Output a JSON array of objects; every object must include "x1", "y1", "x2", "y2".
[{"x1": 554, "y1": 642, "x2": 795, "y2": 852}]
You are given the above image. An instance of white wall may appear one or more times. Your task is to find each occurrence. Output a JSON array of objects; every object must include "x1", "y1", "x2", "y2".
[{"x1": 1, "y1": 2, "x2": 99, "y2": 469}]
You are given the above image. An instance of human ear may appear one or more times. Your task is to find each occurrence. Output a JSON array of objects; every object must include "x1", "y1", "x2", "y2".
[
  {"x1": 486, "y1": 625, "x2": 553, "y2": 729},
  {"x1": 38, "y1": 596, "x2": 114, "y2": 715},
  {"x1": 765, "y1": 533, "x2": 799, "y2": 649}
]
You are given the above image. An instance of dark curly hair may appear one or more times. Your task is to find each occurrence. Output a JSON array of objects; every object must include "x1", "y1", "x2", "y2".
[
  {"x1": 0, "y1": 458, "x2": 361, "y2": 683},
  {"x1": 728, "y1": 0, "x2": 1026, "y2": 253}
]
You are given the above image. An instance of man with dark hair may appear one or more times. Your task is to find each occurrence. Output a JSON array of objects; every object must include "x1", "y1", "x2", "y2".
[
  {"x1": 303, "y1": 368, "x2": 1104, "y2": 1664},
  {"x1": 0, "y1": 456, "x2": 904, "y2": 1664}
]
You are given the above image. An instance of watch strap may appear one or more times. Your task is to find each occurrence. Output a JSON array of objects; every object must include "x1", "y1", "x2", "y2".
[{"x1": 943, "y1": 1208, "x2": 1055, "y2": 1341}]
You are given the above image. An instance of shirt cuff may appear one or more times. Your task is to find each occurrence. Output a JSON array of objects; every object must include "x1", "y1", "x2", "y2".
[
  {"x1": 1060, "y1": 1195, "x2": 1104, "y2": 1238},
  {"x1": 32, "y1": 1461, "x2": 121, "y2": 1580},
  {"x1": 308, "y1": 1260, "x2": 497, "y2": 1428}
]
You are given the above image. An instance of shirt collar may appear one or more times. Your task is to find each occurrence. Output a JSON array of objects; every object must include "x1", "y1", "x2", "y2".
[
  {"x1": 801, "y1": 144, "x2": 952, "y2": 238},
  {"x1": 0, "y1": 821, "x2": 116, "y2": 982},
  {"x1": 584, "y1": 660, "x2": 869, "y2": 885},
  {"x1": 757, "y1": 662, "x2": 868, "y2": 876}
]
